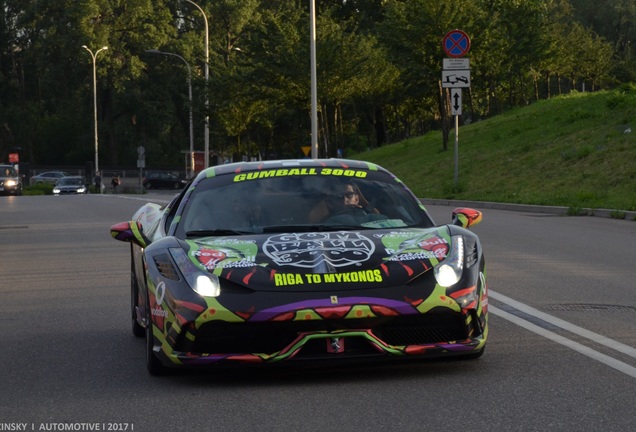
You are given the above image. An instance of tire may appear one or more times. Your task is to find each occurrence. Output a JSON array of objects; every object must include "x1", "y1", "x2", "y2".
[{"x1": 145, "y1": 293, "x2": 167, "y2": 376}]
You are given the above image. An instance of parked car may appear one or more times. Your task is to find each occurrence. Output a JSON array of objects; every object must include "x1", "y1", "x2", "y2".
[
  {"x1": 142, "y1": 172, "x2": 187, "y2": 190},
  {"x1": 30, "y1": 171, "x2": 67, "y2": 185},
  {"x1": 0, "y1": 165, "x2": 22, "y2": 196},
  {"x1": 52, "y1": 176, "x2": 88, "y2": 195},
  {"x1": 111, "y1": 159, "x2": 487, "y2": 375}
]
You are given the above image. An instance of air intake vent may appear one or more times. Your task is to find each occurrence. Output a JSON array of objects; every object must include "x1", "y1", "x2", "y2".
[
  {"x1": 154, "y1": 254, "x2": 180, "y2": 281},
  {"x1": 465, "y1": 238, "x2": 478, "y2": 268}
]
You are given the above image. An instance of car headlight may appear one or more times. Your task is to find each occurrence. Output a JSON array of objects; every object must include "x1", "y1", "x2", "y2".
[
  {"x1": 169, "y1": 247, "x2": 221, "y2": 297},
  {"x1": 5, "y1": 180, "x2": 17, "y2": 187},
  {"x1": 193, "y1": 274, "x2": 221, "y2": 297},
  {"x1": 53, "y1": 187, "x2": 60, "y2": 193},
  {"x1": 434, "y1": 235, "x2": 464, "y2": 287},
  {"x1": 77, "y1": 186, "x2": 86, "y2": 193}
]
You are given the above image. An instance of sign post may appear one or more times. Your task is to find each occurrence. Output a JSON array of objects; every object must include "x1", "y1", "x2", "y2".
[
  {"x1": 441, "y1": 30, "x2": 471, "y2": 187},
  {"x1": 137, "y1": 146, "x2": 145, "y2": 194}
]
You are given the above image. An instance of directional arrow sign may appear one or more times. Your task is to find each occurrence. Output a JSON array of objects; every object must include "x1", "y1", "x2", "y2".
[{"x1": 451, "y1": 89, "x2": 462, "y2": 116}]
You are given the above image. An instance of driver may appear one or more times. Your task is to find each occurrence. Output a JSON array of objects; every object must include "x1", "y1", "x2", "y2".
[
  {"x1": 322, "y1": 182, "x2": 386, "y2": 225},
  {"x1": 341, "y1": 182, "x2": 379, "y2": 214}
]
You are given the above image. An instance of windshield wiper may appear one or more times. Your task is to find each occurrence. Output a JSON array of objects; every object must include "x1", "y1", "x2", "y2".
[{"x1": 186, "y1": 229, "x2": 251, "y2": 237}]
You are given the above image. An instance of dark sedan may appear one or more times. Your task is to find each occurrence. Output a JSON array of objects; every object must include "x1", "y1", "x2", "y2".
[
  {"x1": 52, "y1": 176, "x2": 88, "y2": 195},
  {"x1": 142, "y1": 172, "x2": 187, "y2": 190}
]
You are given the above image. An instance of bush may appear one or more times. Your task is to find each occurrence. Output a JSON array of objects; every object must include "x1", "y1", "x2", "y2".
[{"x1": 23, "y1": 183, "x2": 53, "y2": 196}]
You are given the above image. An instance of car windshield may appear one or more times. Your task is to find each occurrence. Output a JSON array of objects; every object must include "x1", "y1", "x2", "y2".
[
  {"x1": 58, "y1": 177, "x2": 83, "y2": 185},
  {"x1": 2, "y1": 167, "x2": 17, "y2": 177},
  {"x1": 176, "y1": 168, "x2": 434, "y2": 238}
]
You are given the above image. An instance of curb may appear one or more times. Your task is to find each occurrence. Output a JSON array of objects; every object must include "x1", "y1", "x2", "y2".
[{"x1": 420, "y1": 199, "x2": 636, "y2": 221}]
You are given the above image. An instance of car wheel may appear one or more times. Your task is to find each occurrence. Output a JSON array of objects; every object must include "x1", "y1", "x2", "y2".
[
  {"x1": 145, "y1": 293, "x2": 167, "y2": 376},
  {"x1": 131, "y1": 265, "x2": 144, "y2": 338},
  {"x1": 173, "y1": 182, "x2": 180, "y2": 189}
]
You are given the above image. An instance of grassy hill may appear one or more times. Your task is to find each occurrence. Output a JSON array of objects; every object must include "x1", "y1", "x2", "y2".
[{"x1": 352, "y1": 84, "x2": 636, "y2": 214}]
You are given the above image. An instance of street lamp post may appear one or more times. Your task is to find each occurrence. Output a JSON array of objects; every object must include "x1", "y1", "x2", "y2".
[
  {"x1": 184, "y1": 0, "x2": 210, "y2": 168},
  {"x1": 145, "y1": 49, "x2": 195, "y2": 179},
  {"x1": 309, "y1": 0, "x2": 318, "y2": 159},
  {"x1": 81, "y1": 45, "x2": 108, "y2": 179}
]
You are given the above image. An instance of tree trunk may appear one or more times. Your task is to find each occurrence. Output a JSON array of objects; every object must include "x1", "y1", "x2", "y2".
[{"x1": 438, "y1": 81, "x2": 450, "y2": 151}]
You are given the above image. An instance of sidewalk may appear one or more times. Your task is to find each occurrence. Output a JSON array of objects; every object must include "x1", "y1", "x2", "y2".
[{"x1": 421, "y1": 198, "x2": 636, "y2": 221}]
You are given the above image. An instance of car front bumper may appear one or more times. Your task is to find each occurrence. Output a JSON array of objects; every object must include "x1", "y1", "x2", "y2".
[{"x1": 149, "y1": 292, "x2": 488, "y2": 368}]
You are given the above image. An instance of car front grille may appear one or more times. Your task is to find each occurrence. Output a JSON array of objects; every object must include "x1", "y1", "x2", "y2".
[{"x1": 179, "y1": 312, "x2": 471, "y2": 357}]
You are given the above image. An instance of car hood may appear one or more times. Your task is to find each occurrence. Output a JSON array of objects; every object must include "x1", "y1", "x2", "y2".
[{"x1": 183, "y1": 227, "x2": 452, "y2": 292}]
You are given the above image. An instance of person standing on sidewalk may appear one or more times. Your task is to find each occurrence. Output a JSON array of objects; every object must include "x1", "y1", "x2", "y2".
[
  {"x1": 111, "y1": 174, "x2": 121, "y2": 193},
  {"x1": 94, "y1": 171, "x2": 102, "y2": 194}
]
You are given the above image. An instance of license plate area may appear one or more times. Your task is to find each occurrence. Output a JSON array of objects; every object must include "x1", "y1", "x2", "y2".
[{"x1": 326, "y1": 337, "x2": 345, "y2": 354}]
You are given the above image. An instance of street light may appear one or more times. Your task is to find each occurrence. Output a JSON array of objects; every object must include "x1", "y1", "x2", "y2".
[
  {"x1": 184, "y1": 0, "x2": 210, "y2": 168},
  {"x1": 81, "y1": 45, "x2": 108, "y2": 179},
  {"x1": 145, "y1": 49, "x2": 195, "y2": 178}
]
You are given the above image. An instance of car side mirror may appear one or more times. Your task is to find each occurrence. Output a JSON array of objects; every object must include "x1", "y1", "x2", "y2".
[
  {"x1": 452, "y1": 207, "x2": 483, "y2": 228},
  {"x1": 110, "y1": 221, "x2": 150, "y2": 248}
]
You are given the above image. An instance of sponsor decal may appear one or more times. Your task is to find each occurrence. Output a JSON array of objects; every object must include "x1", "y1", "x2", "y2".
[
  {"x1": 152, "y1": 282, "x2": 169, "y2": 318},
  {"x1": 193, "y1": 240, "x2": 257, "y2": 270},
  {"x1": 195, "y1": 248, "x2": 228, "y2": 269},
  {"x1": 418, "y1": 237, "x2": 449, "y2": 257},
  {"x1": 233, "y1": 167, "x2": 368, "y2": 182},
  {"x1": 263, "y1": 232, "x2": 375, "y2": 269},
  {"x1": 273, "y1": 269, "x2": 383, "y2": 286},
  {"x1": 378, "y1": 231, "x2": 449, "y2": 261},
  {"x1": 152, "y1": 308, "x2": 169, "y2": 318},
  {"x1": 156, "y1": 281, "x2": 166, "y2": 305}
]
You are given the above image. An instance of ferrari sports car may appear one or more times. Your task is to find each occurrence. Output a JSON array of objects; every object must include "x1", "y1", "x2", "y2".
[{"x1": 111, "y1": 159, "x2": 487, "y2": 375}]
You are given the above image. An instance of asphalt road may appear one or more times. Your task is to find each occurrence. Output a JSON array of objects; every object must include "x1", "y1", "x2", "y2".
[{"x1": 1, "y1": 194, "x2": 635, "y2": 431}]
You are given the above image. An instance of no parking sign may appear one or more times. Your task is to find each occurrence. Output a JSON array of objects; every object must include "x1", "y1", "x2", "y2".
[{"x1": 442, "y1": 29, "x2": 471, "y2": 58}]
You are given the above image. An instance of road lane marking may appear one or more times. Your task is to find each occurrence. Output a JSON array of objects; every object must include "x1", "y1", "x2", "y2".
[
  {"x1": 108, "y1": 195, "x2": 172, "y2": 204},
  {"x1": 490, "y1": 290, "x2": 636, "y2": 359},
  {"x1": 489, "y1": 305, "x2": 636, "y2": 379}
]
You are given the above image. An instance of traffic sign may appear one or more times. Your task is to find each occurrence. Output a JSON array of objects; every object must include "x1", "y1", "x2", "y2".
[
  {"x1": 442, "y1": 30, "x2": 471, "y2": 58},
  {"x1": 450, "y1": 89, "x2": 462, "y2": 116},
  {"x1": 443, "y1": 58, "x2": 470, "y2": 70},
  {"x1": 442, "y1": 70, "x2": 471, "y2": 88}
]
